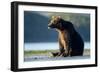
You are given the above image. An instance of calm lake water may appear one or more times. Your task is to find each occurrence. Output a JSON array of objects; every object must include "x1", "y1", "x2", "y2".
[{"x1": 24, "y1": 42, "x2": 90, "y2": 51}]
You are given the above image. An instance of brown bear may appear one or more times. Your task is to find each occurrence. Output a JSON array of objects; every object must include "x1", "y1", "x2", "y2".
[{"x1": 48, "y1": 16, "x2": 84, "y2": 57}]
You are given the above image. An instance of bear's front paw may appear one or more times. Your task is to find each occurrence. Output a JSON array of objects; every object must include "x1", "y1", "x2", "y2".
[
  {"x1": 61, "y1": 51, "x2": 69, "y2": 57},
  {"x1": 51, "y1": 52, "x2": 60, "y2": 57}
]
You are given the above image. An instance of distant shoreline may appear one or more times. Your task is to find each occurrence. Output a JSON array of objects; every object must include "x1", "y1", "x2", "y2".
[{"x1": 24, "y1": 49, "x2": 90, "y2": 57}]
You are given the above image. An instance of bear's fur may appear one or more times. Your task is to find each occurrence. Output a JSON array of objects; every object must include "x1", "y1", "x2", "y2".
[{"x1": 48, "y1": 16, "x2": 84, "y2": 57}]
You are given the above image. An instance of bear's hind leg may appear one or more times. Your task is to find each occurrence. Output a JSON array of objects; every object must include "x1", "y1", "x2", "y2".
[{"x1": 70, "y1": 49, "x2": 84, "y2": 56}]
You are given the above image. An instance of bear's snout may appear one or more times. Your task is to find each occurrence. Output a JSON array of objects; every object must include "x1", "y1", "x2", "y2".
[{"x1": 48, "y1": 23, "x2": 56, "y2": 29}]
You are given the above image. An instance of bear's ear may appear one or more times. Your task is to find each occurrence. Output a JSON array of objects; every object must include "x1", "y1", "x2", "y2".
[
  {"x1": 57, "y1": 16, "x2": 61, "y2": 20},
  {"x1": 51, "y1": 16, "x2": 61, "y2": 19},
  {"x1": 58, "y1": 16, "x2": 61, "y2": 19}
]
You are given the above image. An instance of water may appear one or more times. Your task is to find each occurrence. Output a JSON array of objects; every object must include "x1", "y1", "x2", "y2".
[
  {"x1": 24, "y1": 55, "x2": 90, "y2": 62},
  {"x1": 24, "y1": 42, "x2": 90, "y2": 51}
]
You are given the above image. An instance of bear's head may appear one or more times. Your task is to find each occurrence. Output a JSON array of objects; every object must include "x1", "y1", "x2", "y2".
[
  {"x1": 48, "y1": 16, "x2": 63, "y2": 30},
  {"x1": 48, "y1": 16, "x2": 74, "y2": 33}
]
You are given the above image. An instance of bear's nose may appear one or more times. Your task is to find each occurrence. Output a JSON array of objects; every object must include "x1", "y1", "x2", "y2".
[{"x1": 48, "y1": 27, "x2": 50, "y2": 29}]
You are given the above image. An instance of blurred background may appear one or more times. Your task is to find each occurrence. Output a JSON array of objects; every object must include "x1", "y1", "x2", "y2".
[{"x1": 24, "y1": 11, "x2": 90, "y2": 51}]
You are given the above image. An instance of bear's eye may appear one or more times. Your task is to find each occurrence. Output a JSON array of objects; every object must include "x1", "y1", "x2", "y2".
[{"x1": 53, "y1": 20, "x2": 57, "y2": 24}]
